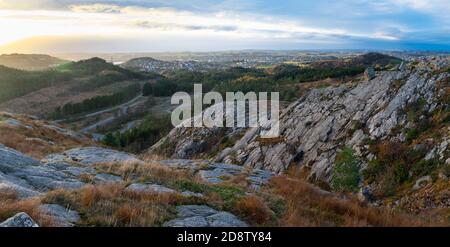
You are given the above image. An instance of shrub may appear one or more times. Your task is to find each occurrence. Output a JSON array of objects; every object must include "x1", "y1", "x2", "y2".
[
  {"x1": 411, "y1": 159, "x2": 438, "y2": 178},
  {"x1": 392, "y1": 161, "x2": 409, "y2": 184},
  {"x1": 377, "y1": 141, "x2": 406, "y2": 164},
  {"x1": 406, "y1": 128, "x2": 419, "y2": 143},
  {"x1": 331, "y1": 147, "x2": 361, "y2": 192},
  {"x1": 363, "y1": 159, "x2": 384, "y2": 184}
]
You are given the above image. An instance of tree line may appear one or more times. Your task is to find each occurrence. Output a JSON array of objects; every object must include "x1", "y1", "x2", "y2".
[
  {"x1": 52, "y1": 83, "x2": 141, "y2": 119},
  {"x1": 102, "y1": 114, "x2": 173, "y2": 153}
]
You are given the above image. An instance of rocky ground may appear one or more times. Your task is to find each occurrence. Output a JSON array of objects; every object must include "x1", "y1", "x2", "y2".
[{"x1": 0, "y1": 142, "x2": 274, "y2": 227}]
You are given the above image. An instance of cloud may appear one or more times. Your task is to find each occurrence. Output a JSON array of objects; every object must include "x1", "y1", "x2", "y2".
[
  {"x1": 71, "y1": 4, "x2": 122, "y2": 13},
  {"x1": 134, "y1": 20, "x2": 237, "y2": 32},
  {"x1": 0, "y1": 1, "x2": 448, "y2": 51}
]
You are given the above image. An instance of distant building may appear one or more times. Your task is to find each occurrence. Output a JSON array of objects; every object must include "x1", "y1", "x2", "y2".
[{"x1": 364, "y1": 67, "x2": 376, "y2": 80}]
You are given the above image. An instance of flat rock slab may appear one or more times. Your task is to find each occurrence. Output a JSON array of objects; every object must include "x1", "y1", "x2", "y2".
[
  {"x1": 45, "y1": 162, "x2": 96, "y2": 177},
  {"x1": 43, "y1": 147, "x2": 142, "y2": 166},
  {"x1": 0, "y1": 172, "x2": 42, "y2": 198},
  {"x1": 94, "y1": 173, "x2": 124, "y2": 184},
  {"x1": 198, "y1": 163, "x2": 273, "y2": 189},
  {"x1": 39, "y1": 204, "x2": 80, "y2": 227},
  {"x1": 0, "y1": 144, "x2": 85, "y2": 195},
  {"x1": 156, "y1": 160, "x2": 274, "y2": 190},
  {"x1": 0, "y1": 144, "x2": 40, "y2": 169},
  {"x1": 157, "y1": 159, "x2": 204, "y2": 170},
  {"x1": 163, "y1": 205, "x2": 248, "y2": 227},
  {"x1": 127, "y1": 183, "x2": 176, "y2": 194},
  {"x1": 0, "y1": 213, "x2": 39, "y2": 227}
]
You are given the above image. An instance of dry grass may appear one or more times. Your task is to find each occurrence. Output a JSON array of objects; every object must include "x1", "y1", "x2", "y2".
[
  {"x1": 42, "y1": 183, "x2": 199, "y2": 227},
  {"x1": 0, "y1": 115, "x2": 91, "y2": 158},
  {"x1": 93, "y1": 161, "x2": 194, "y2": 186},
  {"x1": 0, "y1": 189, "x2": 55, "y2": 226},
  {"x1": 268, "y1": 176, "x2": 440, "y2": 227}
]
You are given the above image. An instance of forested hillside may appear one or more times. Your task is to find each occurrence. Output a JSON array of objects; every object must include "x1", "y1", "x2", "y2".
[
  {"x1": 0, "y1": 54, "x2": 67, "y2": 70},
  {"x1": 0, "y1": 58, "x2": 146, "y2": 104},
  {"x1": 52, "y1": 83, "x2": 142, "y2": 119}
]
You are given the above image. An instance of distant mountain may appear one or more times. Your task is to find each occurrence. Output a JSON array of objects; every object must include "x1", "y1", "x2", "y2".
[
  {"x1": 59, "y1": 57, "x2": 142, "y2": 77},
  {"x1": 0, "y1": 54, "x2": 68, "y2": 70},
  {"x1": 314, "y1": 52, "x2": 402, "y2": 69}
]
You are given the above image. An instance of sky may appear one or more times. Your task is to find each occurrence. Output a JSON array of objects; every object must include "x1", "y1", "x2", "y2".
[{"x1": 0, "y1": 0, "x2": 449, "y2": 53}]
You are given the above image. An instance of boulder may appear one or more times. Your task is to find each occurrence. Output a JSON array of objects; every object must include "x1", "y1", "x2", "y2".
[
  {"x1": 39, "y1": 204, "x2": 80, "y2": 227},
  {"x1": 0, "y1": 213, "x2": 39, "y2": 227},
  {"x1": 364, "y1": 67, "x2": 376, "y2": 80},
  {"x1": 164, "y1": 205, "x2": 248, "y2": 227}
]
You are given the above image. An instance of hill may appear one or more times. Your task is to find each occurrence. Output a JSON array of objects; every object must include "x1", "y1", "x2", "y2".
[
  {"x1": 148, "y1": 56, "x2": 449, "y2": 220},
  {"x1": 0, "y1": 54, "x2": 67, "y2": 70},
  {"x1": 308, "y1": 52, "x2": 402, "y2": 69},
  {"x1": 0, "y1": 57, "x2": 148, "y2": 116},
  {"x1": 0, "y1": 65, "x2": 72, "y2": 104}
]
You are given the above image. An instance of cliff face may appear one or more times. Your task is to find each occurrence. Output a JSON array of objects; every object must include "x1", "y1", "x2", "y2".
[{"x1": 149, "y1": 57, "x2": 449, "y2": 184}]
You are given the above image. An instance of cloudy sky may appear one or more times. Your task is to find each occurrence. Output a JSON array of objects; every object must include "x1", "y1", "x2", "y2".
[{"x1": 0, "y1": 0, "x2": 449, "y2": 53}]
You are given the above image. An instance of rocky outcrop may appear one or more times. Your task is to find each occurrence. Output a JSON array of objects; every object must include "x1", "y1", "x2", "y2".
[
  {"x1": 0, "y1": 144, "x2": 84, "y2": 197},
  {"x1": 149, "y1": 58, "x2": 449, "y2": 184},
  {"x1": 163, "y1": 205, "x2": 248, "y2": 227},
  {"x1": 0, "y1": 145, "x2": 145, "y2": 198},
  {"x1": 0, "y1": 213, "x2": 39, "y2": 227}
]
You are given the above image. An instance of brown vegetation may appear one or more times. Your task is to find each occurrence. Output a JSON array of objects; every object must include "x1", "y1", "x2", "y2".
[
  {"x1": 0, "y1": 114, "x2": 91, "y2": 158},
  {"x1": 93, "y1": 161, "x2": 193, "y2": 186},
  {"x1": 235, "y1": 195, "x2": 273, "y2": 225},
  {"x1": 0, "y1": 189, "x2": 55, "y2": 226},
  {"x1": 42, "y1": 183, "x2": 199, "y2": 227},
  {"x1": 267, "y1": 176, "x2": 441, "y2": 227}
]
